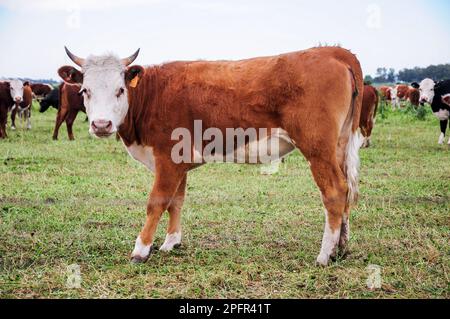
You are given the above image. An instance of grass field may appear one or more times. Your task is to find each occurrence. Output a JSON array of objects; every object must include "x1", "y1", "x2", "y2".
[{"x1": 0, "y1": 102, "x2": 449, "y2": 299}]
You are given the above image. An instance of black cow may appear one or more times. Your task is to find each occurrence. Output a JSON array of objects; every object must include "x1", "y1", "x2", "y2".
[{"x1": 39, "y1": 86, "x2": 60, "y2": 113}]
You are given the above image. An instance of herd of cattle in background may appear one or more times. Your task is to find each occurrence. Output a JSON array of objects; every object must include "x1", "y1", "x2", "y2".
[
  {"x1": 1, "y1": 46, "x2": 450, "y2": 267},
  {"x1": 0, "y1": 81, "x2": 85, "y2": 140},
  {"x1": 1, "y1": 76, "x2": 449, "y2": 145}
]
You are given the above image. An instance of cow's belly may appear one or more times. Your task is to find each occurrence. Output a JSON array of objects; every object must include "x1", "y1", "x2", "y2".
[
  {"x1": 199, "y1": 129, "x2": 296, "y2": 164},
  {"x1": 434, "y1": 109, "x2": 450, "y2": 121},
  {"x1": 125, "y1": 142, "x2": 156, "y2": 172}
]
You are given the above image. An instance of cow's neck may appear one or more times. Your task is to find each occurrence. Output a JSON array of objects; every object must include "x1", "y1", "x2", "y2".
[{"x1": 119, "y1": 66, "x2": 160, "y2": 147}]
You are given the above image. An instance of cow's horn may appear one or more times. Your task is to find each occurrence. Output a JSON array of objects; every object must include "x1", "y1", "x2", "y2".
[
  {"x1": 65, "y1": 46, "x2": 85, "y2": 67},
  {"x1": 121, "y1": 49, "x2": 140, "y2": 66}
]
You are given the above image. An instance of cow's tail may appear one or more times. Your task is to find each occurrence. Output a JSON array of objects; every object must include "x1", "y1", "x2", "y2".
[{"x1": 343, "y1": 64, "x2": 364, "y2": 205}]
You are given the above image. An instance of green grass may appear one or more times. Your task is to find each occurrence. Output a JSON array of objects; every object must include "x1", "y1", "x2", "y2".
[{"x1": 0, "y1": 102, "x2": 449, "y2": 299}]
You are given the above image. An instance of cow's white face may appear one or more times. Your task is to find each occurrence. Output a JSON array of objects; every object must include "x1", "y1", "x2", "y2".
[
  {"x1": 419, "y1": 78, "x2": 435, "y2": 104},
  {"x1": 58, "y1": 48, "x2": 143, "y2": 138},
  {"x1": 9, "y1": 79, "x2": 24, "y2": 104},
  {"x1": 81, "y1": 55, "x2": 129, "y2": 137}
]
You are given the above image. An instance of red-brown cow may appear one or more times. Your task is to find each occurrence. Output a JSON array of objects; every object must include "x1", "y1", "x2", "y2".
[
  {"x1": 52, "y1": 82, "x2": 85, "y2": 140},
  {"x1": 360, "y1": 85, "x2": 379, "y2": 148},
  {"x1": 11, "y1": 82, "x2": 33, "y2": 130},
  {"x1": 379, "y1": 86, "x2": 392, "y2": 101},
  {"x1": 407, "y1": 87, "x2": 420, "y2": 107},
  {"x1": 59, "y1": 46, "x2": 364, "y2": 266},
  {"x1": 0, "y1": 82, "x2": 15, "y2": 138},
  {"x1": 396, "y1": 84, "x2": 410, "y2": 101}
]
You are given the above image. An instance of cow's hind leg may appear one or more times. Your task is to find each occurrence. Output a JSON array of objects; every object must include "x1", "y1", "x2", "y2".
[
  {"x1": 308, "y1": 155, "x2": 349, "y2": 266},
  {"x1": 159, "y1": 175, "x2": 187, "y2": 252},
  {"x1": 0, "y1": 109, "x2": 7, "y2": 138},
  {"x1": 53, "y1": 108, "x2": 68, "y2": 140},
  {"x1": 65, "y1": 109, "x2": 79, "y2": 141}
]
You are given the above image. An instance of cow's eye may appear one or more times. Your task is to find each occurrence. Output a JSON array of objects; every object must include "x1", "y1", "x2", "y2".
[{"x1": 116, "y1": 87, "x2": 125, "y2": 97}]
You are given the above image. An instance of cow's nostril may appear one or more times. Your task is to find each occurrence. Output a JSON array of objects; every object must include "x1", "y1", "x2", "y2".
[{"x1": 92, "y1": 120, "x2": 113, "y2": 133}]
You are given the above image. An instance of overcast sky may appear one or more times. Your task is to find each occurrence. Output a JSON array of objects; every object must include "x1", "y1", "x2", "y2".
[{"x1": 0, "y1": 0, "x2": 449, "y2": 80}]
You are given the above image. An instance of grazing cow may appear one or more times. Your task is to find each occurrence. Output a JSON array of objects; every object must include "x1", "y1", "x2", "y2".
[
  {"x1": 59, "y1": 46, "x2": 364, "y2": 266},
  {"x1": 379, "y1": 86, "x2": 391, "y2": 101},
  {"x1": 395, "y1": 84, "x2": 410, "y2": 101},
  {"x1": 11, "y1": 82, "x2": 33, "y2": 130},
  {"x1": 39, "y1": 86, "x2": 60, "y2": 113},
  {"x1": 30, "y1": 83, "x2": 53, "y2": 100},
  {"x1": 52, "y1": 82, "x2": 85, "y2": 140},
  {"x1": 360, "y1": 85, "x2": 378, "y2": 148},
  {"x1": 418, "y1": 79, "x2": 450, "y2": 144},
  {"x1": 407, "y1": 87, "x2": 420, "y2": 107}
]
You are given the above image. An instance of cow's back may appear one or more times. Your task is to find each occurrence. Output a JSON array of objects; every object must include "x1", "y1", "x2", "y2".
[{"x1": 150, "y1": 47, "x2": 362, "y2": 129}]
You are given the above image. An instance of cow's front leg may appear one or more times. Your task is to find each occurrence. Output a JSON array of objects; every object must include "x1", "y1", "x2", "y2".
[
  {"x1": 439, "y1": 120, "x2": 448, "y2": 145},
  {"x1": 160, "y1": 175, "x2": 187, "y2": 252},
  {"x1": 131, "y1": 159, "x2": 186, "y2": 263},
  {"x1": 26, "y1": 110, "x2": 31, "y2": 130}
]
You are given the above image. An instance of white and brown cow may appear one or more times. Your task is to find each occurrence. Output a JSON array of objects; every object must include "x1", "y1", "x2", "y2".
[
  {"x1": 418, "y1": 78, "x2": 450, "y2": 144},
  {"x1": 0, "y1": 79, "x2": 25, "y2": 138},
  {"x1": 58, "y1": 46, "x2": 364, "y2": 266},
  {"x1": 11, "y1": 81, "x2": 33, "y2": 130}
]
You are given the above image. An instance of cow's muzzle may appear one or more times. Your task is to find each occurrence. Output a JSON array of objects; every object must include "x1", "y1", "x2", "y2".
[{"x1": 91, "y1": 119, "x2": 114, "y2": 137}]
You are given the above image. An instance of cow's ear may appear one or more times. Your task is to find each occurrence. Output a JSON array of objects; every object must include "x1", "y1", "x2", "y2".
[
  {"x1": 58, "y1": 66, "x2": 83, "y2": 84},
  {"x1": 411, "y1": 82, "x2": 419, "y2": 89},
  {"x1": 442, "y1": 94, "x2": 450, "y2": 106},
  {"x1": 125, "y1": 65, "x2": 144, "y2": 88}
]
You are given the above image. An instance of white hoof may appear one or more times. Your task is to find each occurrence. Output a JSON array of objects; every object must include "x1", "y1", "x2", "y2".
[
  {"x1": 316, "y1": 253, "x2": 330, "y2": 266},
  {"x1": 130, "y1": 236, "x2": 153, "y2": 263},
  {"x1": 438, "y1": 133, "x2": 445, "y2": 145},
  {"x1": 159, "y1": 232, "x2": 182, "y2": 252},
  {"x1": 11, "y1": 126, "x2": 16, "y2": 131}
]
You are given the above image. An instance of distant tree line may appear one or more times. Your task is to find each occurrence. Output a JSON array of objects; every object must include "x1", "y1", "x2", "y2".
[
  {"x1": 365, "y1": 64, "x2": 450, "y2": 84},
  {"x1": 0, "y1": 77, "x2": 58, "y2": 86}
]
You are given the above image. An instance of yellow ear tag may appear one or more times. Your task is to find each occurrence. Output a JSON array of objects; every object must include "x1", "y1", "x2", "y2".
[{"x1": 129, "y1": 76, "x2": 139, "y2": 88}]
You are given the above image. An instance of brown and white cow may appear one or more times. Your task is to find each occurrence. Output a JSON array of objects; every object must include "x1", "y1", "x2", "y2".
[
  {"x1": 360, "y1": 85, "x2": 379, "y2": 148},
  {"x1": 59, "y1": 46, "x2": 364, "y2": 266},
  {"x1": 0, "y1": 80, "x2": 25, "y2": 138},
  {"x1": 52, "y1": 82, "x2": 85, "y2": 140},
  {"x1": 11, "y1": 82, "x2": 33, "y2": 130},
  {"x1": 379, "y1": 86, "x2": 398, "y2": 108},
  {"x1": 30, "y1": 83, "x2": 53, "y2": 101}
]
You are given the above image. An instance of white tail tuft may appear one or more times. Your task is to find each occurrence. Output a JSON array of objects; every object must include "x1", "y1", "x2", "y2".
[{"x1": 345, "y1": 131, "x2": 363, "y2": 204}]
